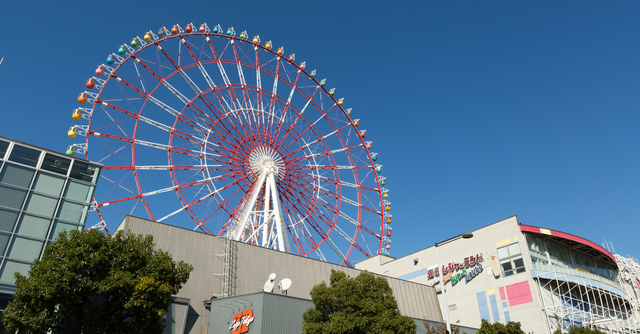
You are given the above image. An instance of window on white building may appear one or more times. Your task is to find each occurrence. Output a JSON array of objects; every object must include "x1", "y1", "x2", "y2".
[{"x1": 497, "y1": 242, "x2": 525, "y2": 277}]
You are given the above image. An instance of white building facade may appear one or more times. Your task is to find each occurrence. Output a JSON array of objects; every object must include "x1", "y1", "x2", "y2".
[{"x1": 356, "y1": 216, "x2": 640, "y2": 334}]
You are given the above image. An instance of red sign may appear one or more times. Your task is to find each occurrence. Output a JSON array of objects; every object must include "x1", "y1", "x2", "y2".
[{"x1": 229, "y1": 309, "x2": 254, "y2": 334}]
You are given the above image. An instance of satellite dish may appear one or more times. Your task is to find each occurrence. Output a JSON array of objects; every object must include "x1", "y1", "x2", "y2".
[
  {"x1": 278, "y1": 278, "x2": 292, "y2": 292},
  {"x1": 263, "y1": 279, "x2": 274, "y2": 293},
  {"x1": 263, "y1": 273, "x2": 276, "y2": 293}
]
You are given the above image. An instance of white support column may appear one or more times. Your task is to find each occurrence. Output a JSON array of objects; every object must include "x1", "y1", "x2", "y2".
[
  {"x1": 267, "y1": 172, "x2": 289, "y2": 252},
  {"x1": 232, "y1": 170, "x2": 268, "y2": 241},
  {"x1": 231, "y1": 149, "x2": 289, "y2": 253},
  {"x1": 261, "y1": 175, "x2": 271, "y2": 247}
]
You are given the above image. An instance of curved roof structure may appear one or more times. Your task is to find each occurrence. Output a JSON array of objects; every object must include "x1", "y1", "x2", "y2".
[{"x1": 520, "y1": 224, "x2": 617, "y2": 267}]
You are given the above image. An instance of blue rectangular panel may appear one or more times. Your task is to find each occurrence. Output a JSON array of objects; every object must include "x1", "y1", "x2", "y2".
[
  {"x1": 504, "y1": 311, "x2": 511, "y2": 322},
  {"x1": 489, "y1": 294, "x2": 500, "y2": 322},
  {"x1": 476, "y1": 292, "x2": 491, "y2": 322},
  {"x1": 397, "y1": 268, "x2": 429, "y2": 280},
  {"x1": 502, "y1": 301, "x2": 508, "y2": 308}
]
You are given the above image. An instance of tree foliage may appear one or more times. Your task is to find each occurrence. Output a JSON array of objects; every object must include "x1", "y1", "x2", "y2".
[
  {"x1": 302, "y1": 270, "x2": 416, "y2": 334},
  {"x1": 423, "y1": 321, "x2": 467, "y2": 334},
  {"x1": 3, "y1": 229, "x2": 193, "y2": 333},
  {"x1": 567, "y1": 325, "x2": 606, "y2": 334},
  {"x1": 477, "y1": 319, "x2": 526, "y2": 334}
]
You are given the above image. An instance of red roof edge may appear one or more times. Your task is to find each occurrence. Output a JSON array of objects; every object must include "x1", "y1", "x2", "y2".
[{"x1": 520, "y1": 224, "x2": 617, "y2": 265}]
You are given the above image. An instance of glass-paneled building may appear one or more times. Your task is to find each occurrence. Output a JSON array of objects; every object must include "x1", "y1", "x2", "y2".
[{"x1": 0, "y1": 136, "x2": 100, "y2": 296}]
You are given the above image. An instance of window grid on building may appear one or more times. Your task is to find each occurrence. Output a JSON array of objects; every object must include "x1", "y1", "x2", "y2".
[
  {"x1": 497, "y1": 242, "x2": 525, "y2": 277},
  {"x1": 525, "y1": 233, "x2": 618, "y2": 284},
  {"x1": 0, "y1": 139, "x2": 100, "y2": 287}
]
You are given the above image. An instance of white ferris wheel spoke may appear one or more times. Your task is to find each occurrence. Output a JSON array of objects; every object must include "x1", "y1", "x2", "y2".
[
  {"x1": 324, "y1": 236, "x2": 348, "y2": 264},
  {"x1": 95, "y1": 143, "x2": 128, "y2": 165},
  {"x1": 79, "y1": 30, "x2": 385, "y2": 265},
  {"x1": 97, "y1": 105, "x2": 131, "y2": 138},
  {"x1": 278, "y1": 71, "x2": 300, "y2": 126},
  {"x1": 197, "y1": 63, "x2": 216, "y2": 88},
  {"x1": 157, "y1": 173, "x2": 249, "y2": 222},
  {"x1": 178, "y1": 68, "x2": 203, "y2": 95},
  {"x1": 269, "y1": 57, "x2": 280, "y2": 131},
  {"x1": 99, "y1": 173, "x2": 135, "y2": 194},
  {"x1": 133, "y1": 61, "x2": 148, "y2": 93},
  {"x1": 255, "y1": 50, "x2": 265, "y2": 126}
]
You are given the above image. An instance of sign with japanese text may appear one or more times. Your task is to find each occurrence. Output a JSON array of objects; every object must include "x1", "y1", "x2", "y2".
[{"x1": 427, "y1": 254, "x2": 483, "y2": 279}]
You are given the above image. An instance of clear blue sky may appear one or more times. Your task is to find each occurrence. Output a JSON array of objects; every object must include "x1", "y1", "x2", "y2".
[{"x1": 1, "y1": 1, "x2": 639, "y2": 261}]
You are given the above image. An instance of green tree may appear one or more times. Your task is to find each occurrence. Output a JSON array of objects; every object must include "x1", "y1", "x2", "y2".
[
  {"x1": 3, "y1": 229, "x2": 193, "y2": 333},
  {"x1": 554, "y1": 329, "x2": 562, "y2": 334},
  {"x1": 302, "y1": 270, "x2": 416, "y2": 334},
  {"x1": 423, "y1": 321, "x2": 467, "y2": 334},
  {"x1": 568, "y1": 325, "x2": 606, "y2": 334},
  {"x1": 477, "y1": 319, "x2": 526, "y2": 334}
]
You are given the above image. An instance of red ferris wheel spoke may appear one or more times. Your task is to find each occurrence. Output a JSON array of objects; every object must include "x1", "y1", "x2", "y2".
[
  {"x1": 95, "y1": 98, "x2": 209, "y2": 150},
  {"x1": 103, "y1": 165, "x2": 227, "y2": 171},
  {"x1": 288, "y1": 144, "x2": 364, "y2": 164},
  {"x1": 292, "y1": 163, "x2": 373, "y2": 171},
  {"x1": 290, "y1": 169, "x2": 382, "y2": 218},
  {"x1": 265, "y1": 56, "x2": 282, "y2": 138},
  {"x1": 188, "y1": 96, "x2": 248, "y2": 149},
  {"x1": 279, "y1": 191, "x2": 332, "y2": 249},
  {"x1": 279, "y1": 196, "x2": 323, "y2": 256},
  {"x1": 230, "y1": 41, "x2": 254, "y2": 118},
  {"x1": 87, "y1": 131, "x2": 207, "y2": 160},
  {"x1": 287, "y1": 194, "x2": 358, "y2": 267},
  {"x1": 273, "y1": 67, "x2": 303, "y2": 138},
  {"x1": 74, "y1": 28, "x2": 387, "y2": 263},
  {"x1": 280, "y1": 122, "x2": 352, "y2": 159},
  {"x1": 297, "y1": 173, "x2": 379, "y2": 193},
  {"x1": 97, "y1": 169, "x2": 135, "y2": 202},
  {"x1": 98, "y1": 171, "x2": 234, "y2": 208},
  {"x1": 204, "y1": 41, "x2": 255, "y2": 138},
  {"x1": 160, "y1": 171, "x2": 251, "y2": 223},
  {"x1": 282, "y1": 181, "x2": 340, "y2": 226},
  {"x1": 253, "y1": 46, "x2": 266, "y2": 132},
  {"x1": 204, "y1": 38, "x2": 248, "y2": 117},
  {"x1": 332, "y1": 222, "x2": 370, "y2": 258},
  {"x1": 180, "y1": 177, "x2": 247, "y2": 234},
  {"x1": 273, "y1": 81, "x2": 320, "y2": 143},
  {"x1": 273, "y1": 91, "x2": 343, "y2": 154},
  {"x1": 197, "y1": 88, "x2": 254, "y2": 145},
  {"x1": 200, "y1": 174, "x2": 274, "y2": 237}
]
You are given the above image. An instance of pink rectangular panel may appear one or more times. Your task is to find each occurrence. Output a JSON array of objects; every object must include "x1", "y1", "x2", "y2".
[
  {"x1": 505, "y1": 281, "x2": 533, "y2": 306},
  {"x1": 499, "y1": 287, "x2": 506, "y2": 301}
]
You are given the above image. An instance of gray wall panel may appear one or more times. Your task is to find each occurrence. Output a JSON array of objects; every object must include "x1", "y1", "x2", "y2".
[
  {"x1": 262, "y1": 293, "x2": 310, "y2": 334},
  {"x1": 119, "y1": 216, "x2": 444, "y2": 333}
]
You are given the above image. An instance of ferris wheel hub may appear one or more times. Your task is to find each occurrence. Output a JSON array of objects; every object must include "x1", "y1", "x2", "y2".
[
  {"x1": 249, "y1": 147, "x2": 284, "y2": 180},
  {"x1": 77, "y1": 27, "x2": 387, "y2": 264}
]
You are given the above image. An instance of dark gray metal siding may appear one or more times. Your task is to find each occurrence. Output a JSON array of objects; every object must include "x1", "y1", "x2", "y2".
[
  {"x1": 261, "y1": 293, "x2": 312, "y2": 334},
  {"x1": 119, "y1": 216, "x2": 443, "y2": 333}
]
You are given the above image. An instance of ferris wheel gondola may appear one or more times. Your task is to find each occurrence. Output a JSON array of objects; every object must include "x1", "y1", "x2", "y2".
[{"x1": 66, "y1": 22, "x2": 393, "y2": 266}]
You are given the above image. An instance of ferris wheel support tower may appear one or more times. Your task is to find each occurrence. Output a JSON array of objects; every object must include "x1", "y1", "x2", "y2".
[{"x1": 230, "y1": 147, "x2": 290, "y2": 252}]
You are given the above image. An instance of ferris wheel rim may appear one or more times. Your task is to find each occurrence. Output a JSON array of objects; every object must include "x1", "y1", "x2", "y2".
[{"x1": 72, "y1": 25, "x2": 387, "y2": 266}]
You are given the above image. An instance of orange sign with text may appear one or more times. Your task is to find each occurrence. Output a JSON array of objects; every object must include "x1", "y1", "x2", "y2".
[{"x1": 230, "y1": 309, "x2": 255, "y2": 334}]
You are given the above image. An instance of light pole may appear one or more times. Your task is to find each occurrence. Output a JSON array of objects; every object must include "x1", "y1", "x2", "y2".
[{"x1": 435, "y1": 231, "x2": 473, "y2": 334}]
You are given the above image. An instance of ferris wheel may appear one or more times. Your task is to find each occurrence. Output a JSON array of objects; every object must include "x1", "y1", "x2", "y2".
[{"x1": 66, "y1": 23, "x2": 392, "y2": 266}]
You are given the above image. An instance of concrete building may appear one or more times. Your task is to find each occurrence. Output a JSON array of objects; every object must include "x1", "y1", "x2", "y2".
[
  {"x1": 0, "y1": 136, "x2": 101, "y2": 329},
  {"x1": 356, "y1": 216, "x2": 640, "y2": 334},
  {"x1": 116, "y1": 216, "x2": 469, "y2": 334}
]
